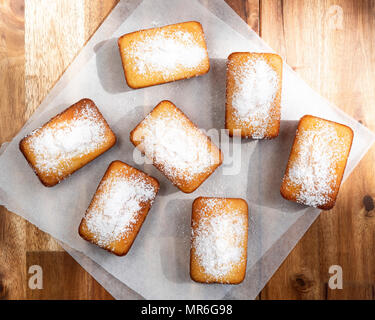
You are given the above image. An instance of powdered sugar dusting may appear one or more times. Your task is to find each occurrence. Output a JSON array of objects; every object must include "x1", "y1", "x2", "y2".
[
  {"x1": 230, "y1": 57, "x2": 279, "y2": 139},
  {"x1": 286, "y1": 122, "x2": 346, "y2": 207},
  {"x1": 137, "y1": 108, "x2": 219, "y2": 183},
  {"x1": 192, "y1": 198, "x2": 246, "y2": 281},
  {"x1": 127, "y1": 29, "x2": 206, "y2": 79},
  {"x1": 85, "y1": 171, "x2": 157, "y2": 249},
  {"x1": 27, "y1": 105, "x2": 108, "y2": 179}
]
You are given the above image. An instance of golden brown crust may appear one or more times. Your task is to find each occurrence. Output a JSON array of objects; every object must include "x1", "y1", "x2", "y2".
[
  {"x1": 19, "y1": 99, "x2": 116, "y2": 187},
  {"x1": 118, "y1": 21, "x2": 210, "y2": 89},
  {"x1": 225, "y1": 52, "x2": 283, "y2": 139},
  {"x1": 130, "y1": 100, "x2": 223, "y2": 193},
  {"x1": 79, "y1": 160, "x2": 159, "y2": 256},
  {"x1": 280, "y1": 115, "x2": 354, "y2": 210},
  {"x1": 190, "y1": 197, "x2": 248, "y2": 284}
]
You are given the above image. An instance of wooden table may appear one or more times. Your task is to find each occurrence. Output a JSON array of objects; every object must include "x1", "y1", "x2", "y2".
[{"x1": 0, "y1": 0, "x2": 374, "y2": 299}]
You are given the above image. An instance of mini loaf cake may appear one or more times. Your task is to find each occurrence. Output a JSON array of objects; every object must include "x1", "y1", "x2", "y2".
[
  {"x1": 19, "y1": 99, "x2": 116, "y2": 187},
  {"x1": 118, "y1": 21, "x2": 210, "y2": 89},
  {"x1": 226, "y1": 52, "x2": 283, "y2": 139},
  {"x1": 190, "y1": 197, "x2": 248, "y2": 284},
  {"x1": 79, "y1": 160, "x2": 159, "y2": 256},
  {"x1": 130, "y1": 100, "x2": 223, "y2": 193},
  {"x1": 280, "y1": 115, "x2": 353, "y2": 210}
]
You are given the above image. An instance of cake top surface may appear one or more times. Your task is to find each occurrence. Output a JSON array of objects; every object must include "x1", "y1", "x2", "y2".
[
  {"x1": 229, "y1": 55, "x2": 279, "y2": 138},
  {"x1": 124, "y1": 24, "x2": 207, "y2": 80},
  {"x1": 85, "y1": 165, "x2": 157, "y2": 248},
  {"x1": 192, "y1": 198, "x2": 247, "y2": 281},
  {"x1": 25, "y1": 103, "x2": 110, "y2": 179},
  {"x1": 134, "y1": 102, "x2": 220, "y2": 184},
  {"x1": 285, "y1": 119, "x2": 347, "y2": 207}
]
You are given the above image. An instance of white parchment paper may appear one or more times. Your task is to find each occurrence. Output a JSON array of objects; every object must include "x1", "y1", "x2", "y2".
[{"x1": 1, "y1": 0, "x2": 374, "y2": 299}]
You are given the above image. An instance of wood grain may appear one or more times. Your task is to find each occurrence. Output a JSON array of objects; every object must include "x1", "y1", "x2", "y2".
[
  {"x1": 225, "y1": 0, "x2": 260, "y2": 34},
  {"x1": 26, "y1": 251, "x2": 113, "y2": 299},
  {"x1": 259, "y1": 0, "x2": 375, "y2": 299},
  {"x1": 0, "y1": 0, "x2": 374, "y2": 299},
  {"x1": 0, "y1": 0, "x2": 27, "y2": 300},
  {"x1": 1, "y1": 0, "x2": 118, "y2": 300}
]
